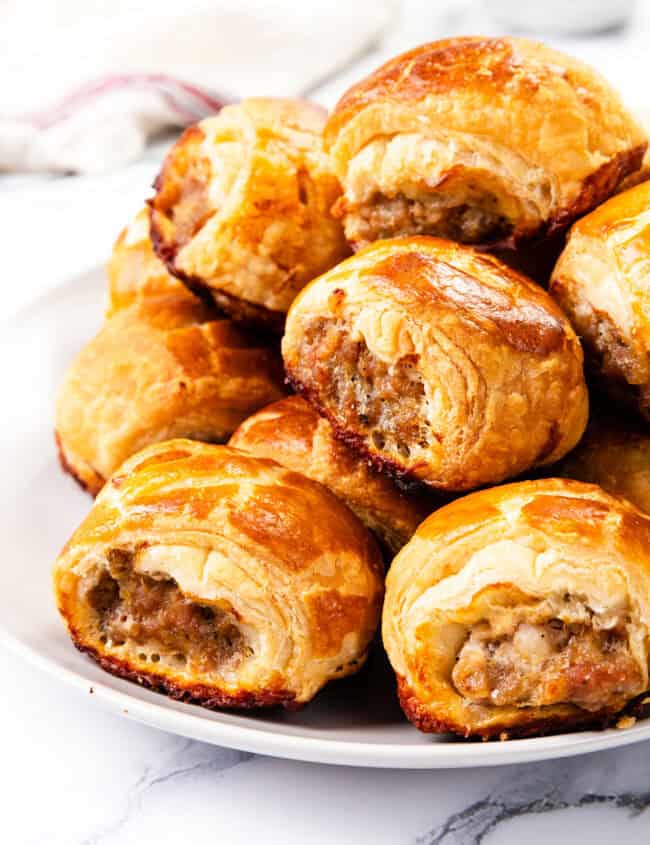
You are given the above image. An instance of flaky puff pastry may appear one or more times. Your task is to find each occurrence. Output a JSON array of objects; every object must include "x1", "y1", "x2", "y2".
[
  {"x1": 106, "y1": 208, "x2": 190, "y2": 317},
  {"x1": 325, "y1": 37, "x2": 646, "y2": 250},
  {"x1": 383, "y1": 478, "x2": 650, "y2": 739},
  {"x1": 55, "y1": 293, "x2": 286, "y2": 495},
  {"x1": 559, "y1": 416, "x2": 650, "y2": 516},
  {"x1": 282, "y1": 237, "x2": 588, "y2": 491},
  {"x1": 551, "y1": 181, "x2": 650, "y2": 420},
  {"x1": 53, "y1": 440, "x2": 384, "y2": 709},
  {"x1": 229, "y1": 396, "x2": 435, "y2": 555},
  {"x1": 149, "y1": 98, "x2": 348, "y2": 330},
  {"x1": 617, "y1": 110, "x2": 650, "y2": 193}
]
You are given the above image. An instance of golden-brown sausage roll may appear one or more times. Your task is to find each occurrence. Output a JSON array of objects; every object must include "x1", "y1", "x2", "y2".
[
  {"x1": 550, "y1": 181, "x2": 650, "y2": 420},
  {"x1": 282, "y1": 237, "x2": 588, "y2": 491},
  {"x1": 559, "y1": 416, "x2": 650, "y2": 515},
  {"x1": 149, "y1": 98, "x2": 348, "y2": 330},
  {"x1": 56, "y1": 293, "x2": 286, "y2": 495},
  {"x1": 229, "y1": 396, "x2": 435, "y2": 555},
  {"x1": 324, "y1": 37, "x2": 646, "y2": 250},
  {"x1": 53, "y1": 441, "x2": 384, "y2": 709},
  {"x1": 106, "y1": 208, "x2": 190, "y2": 317},
  {"x1": 383, "y1": 478, "x2": 650, "y2": 739}
]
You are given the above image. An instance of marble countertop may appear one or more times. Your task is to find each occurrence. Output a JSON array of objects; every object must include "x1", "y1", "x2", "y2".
[
  {"x1": 4, "y1": 645, "x2": 650, "y2": 844},
  {"x1": 4, "y1": 3, "x2": 650, "y2": 842}
]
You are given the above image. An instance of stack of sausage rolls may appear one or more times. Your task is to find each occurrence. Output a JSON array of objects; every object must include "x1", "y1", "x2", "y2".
[{"x1": 54, "y1": 37, "x2": 650, "y2": 740}]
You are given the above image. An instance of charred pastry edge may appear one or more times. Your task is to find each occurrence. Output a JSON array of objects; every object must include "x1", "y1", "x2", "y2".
[
  {"x1": 64, "y1": 615, "x2": 302, "y2": 712},
  {"x1": 395, "y1": 676, "x2": 647, "y2": 741},
  {"x1": 545, "y1": 144, "x2": 648, "y2": 238},
  {"x1": 286, "y1": 372, "x2": 507, "y2": 494},
  {"x1": 343, "y1": 145, "x2": 647, "y2": 254},
  {"x1": 55, "y1": 430, "x2": 105, "y2": 497},
  {"x1": 208, "y1": 289, "x2": 286, "y2": 334},
  {"x1": 147, "y1": 199, "x2": 287, "y2": 334}
]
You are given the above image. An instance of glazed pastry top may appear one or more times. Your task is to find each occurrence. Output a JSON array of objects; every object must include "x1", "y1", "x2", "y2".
[
  {"x1": 54, "y1": 440, "x2": 384, "y2": 703},
  {"x1": 325, "y1": 37, "x2": 646, "y2": 240}
]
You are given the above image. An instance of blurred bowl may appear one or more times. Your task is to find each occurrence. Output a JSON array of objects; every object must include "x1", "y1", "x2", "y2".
[{"x1": 484, "y1": 0, "x2": 636, "y2": 34}]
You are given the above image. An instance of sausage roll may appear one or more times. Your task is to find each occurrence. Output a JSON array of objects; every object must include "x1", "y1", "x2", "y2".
[
  {"x1": 550, "y1": 181, "x2": 650, "y2": 420},
  {"x1": 383, "y1": 478, "x2": 650, "y2": 739},
  {"x1": 149, "y1": 98, "x2": 348, "y2": 330},
  {"x1": 559, "y1": 415, "x2": 650, "y2": 515},
  {"x1": 282, "y1": 237, "x2": 588, "y2": 491},
  {"x1": 55, "y1": 293, "x2": 286, "y2": 495},
  {"x1": 324, "y1": 37, "x2": 646, "y2": 250},
  {"x1": 229, "y1": 396, "x2": 435, "y2": 555},
  {"x1": 106, "y1": 208, "x2": 190, "y2": 317},
  {"x1": 53, "y1": 441, "x2": 384, "y2": 709}
]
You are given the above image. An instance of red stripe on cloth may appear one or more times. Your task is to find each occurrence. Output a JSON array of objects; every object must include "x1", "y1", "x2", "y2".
[{"x1": 22, "y1": 74, "x2": 231, "y2": 129}]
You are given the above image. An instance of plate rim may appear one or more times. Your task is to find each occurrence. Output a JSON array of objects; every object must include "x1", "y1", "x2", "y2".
[
  {"x1": 5, "y1": 621, "x2": 650, "y2": 769},
  {"x1": 5, "y1": 265, "x2": 650, "y2": 769}
]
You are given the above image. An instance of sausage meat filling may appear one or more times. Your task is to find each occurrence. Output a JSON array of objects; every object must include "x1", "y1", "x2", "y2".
[
  {"x1": 345, "y1": 193, "x2": 510, "y2": 249},
  {"x1": 153, "y1": 151, "x2": 213, "y2": 254},
  {"x1": 297, "y1": 317, "x2": 432, "y2": 464},
  {"x1": 452, "y1": 610, "x2": 644, "y2": 712},
  {"x1": 86, "y1": 550, "x2": 247, "y2": 673}
]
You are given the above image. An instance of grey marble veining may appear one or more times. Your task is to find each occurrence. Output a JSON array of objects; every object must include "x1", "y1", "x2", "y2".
[
  {"x1": 81, "y1": 740, "x2": 252, "y2": 845},
  {"x1": 5, "y1": 645, "x2": 650, "y2": 844},
  {"x1": 418, "y1": 747, "x2": 650, "y2": 843}
]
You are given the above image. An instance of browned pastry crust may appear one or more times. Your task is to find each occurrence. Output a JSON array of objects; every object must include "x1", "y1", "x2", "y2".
[
  {"x1": 617, "y1": 157, "x2": 650, "y2": 193},
  {"x1": 69, "y1": 634, "x2": 299, "y2": 711},
  {"x1": 53, "y1": 441, "x2": 384, "y2": 709},
  {"x1": 324, "y1": 37, "x2": 646, "y2": 250},
  {"x1": 383, "y1": 478, "x2": 650, "y2": 739},
  {"x1": 395, "y1": 677, "x2": 627, "y2": 740},
  {"x1": 617, "y1": 111, "x2": 650, "y2": 193},
  {"x1": 205, "y1": 288, "x2": 286, "y2": 334},
  {"x1": 55, "y1": 293, "x2": 286, "y2": 494},
  {"x1": 55, "y1": 430, "x2": 104, "y2": 497},
  {"x1": 149, "y1": 98, "x2": 349, "y2": 330},
  {"x1": 558, "y1": 414, "x2": 650, "y2": 515},
  {"x1": 282, "y1": 236, "x2": 588, "y2": 491},
  {"x1": 106, "y1": 207, "x2": 192, "y2": 317},
  {"x1": 229, "y1": 396, "x2": 436, "y2": 555},
  {"x1": 550, "y1": 180, "x2": 650, "y2": 420}
]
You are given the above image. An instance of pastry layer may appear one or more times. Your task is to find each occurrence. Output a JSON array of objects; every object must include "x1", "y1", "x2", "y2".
[
  {"x1": 283, "y1": 237, "x2": 588, "y2": 490},
  {"x1": 54, "y1": 441, "x2": 384, "y2": 708},
  {"x1": 383, "y1": 478, "x2": 650, "y2": 738},
  {"x1": 325, "y1": 37, "x2": 646, "y2": 249},
  {"x1": 149, "y1": 98, "x2": 348, "y2": 328}
]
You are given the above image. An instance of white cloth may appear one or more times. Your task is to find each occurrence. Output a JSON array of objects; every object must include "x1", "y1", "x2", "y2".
[{"x1": 0, "y1": 0, "x2": 393, "y2": 174}]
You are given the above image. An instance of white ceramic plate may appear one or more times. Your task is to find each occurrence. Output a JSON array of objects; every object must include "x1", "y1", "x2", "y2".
[{"x1": 3, "y1": 267, "x2": 650, "y2": 769}]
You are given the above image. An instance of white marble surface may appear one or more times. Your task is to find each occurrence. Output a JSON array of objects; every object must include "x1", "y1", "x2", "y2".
[
  {"x1": 3, "y1": 2, "x2": 650, "y2": 842},
  {"x1": 4, "y1": 643, "x2": 650, "y2": 844}
]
